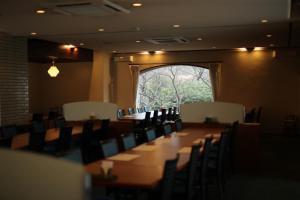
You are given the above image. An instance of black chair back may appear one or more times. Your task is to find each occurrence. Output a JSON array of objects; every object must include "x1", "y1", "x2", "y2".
[
  {"x1": 0, "y1": 138, "x2": 12, "y2": 148},
  {"x1": 128, "y1": 108, "x2": 134, "y2": 115},
  {"x1": 121, "y1": 133, "x2": 136, "y2": 150},
  {"x1": 160, "y1": 154, "x2": 179, "y2": 200},
  {"x1": 2, "y1": 124, "x2": 17, "y2": 138},
  {"x1": 101, "y1": 119, "x2": 110, "y2": 133},
  {"x1": 175, "y1": 119, "x2": 183, "y2": 131},
  {"x1": 82, "y1": 120, "x2": 94, "y2": 145},
  {"x1": 100, "y1": 138, "x2": 119, "y2": 158},
  {"x1": 152, "y1": 110, "x2": 159, "y2": 126},
  {"x1": 32, "y1": 121, "x2": 46, "y2": 133},
  {"x1": 163, "y1": 124, "x2": 172, "y2": 135},
  {"x1": 145, "y1": 129, "x2": 156, "y2": 142},
  {"x1": 160, "y1": 109, "x2": 167, "y2": 125},
  {"x1": 54, "y1": 117, "x2": 66, "y2": 128},
  {"x1": 29, "y1": 131, "x2": 46, "y2": 152},
  {"x1": 117, "y1": 109, "x2": 125, "y2": 119},
  {"x1": 57, "y1": 126, "x2": 73, "y2": 152},
  {"x1": 143, "y1": 112, "x2": 151, "y2": 128},
  {"x1": 48, "y1": 110, "x2": 59, "y2": 120},
  {"x1": 167, "y1": 107, "x2": 172, "y2": 120},
  {"x1": 32, "y1": 113, "x2": 44, "y2": 122},
  {"x1": 186, "y1": 144, "x2": 201, "y2": 200},
  {"x1": 255, "y1": 106, "x2": 262, "y2": 122},
  {"x1": 172, "y1": 107, "x2": 178, "y2": 120}
]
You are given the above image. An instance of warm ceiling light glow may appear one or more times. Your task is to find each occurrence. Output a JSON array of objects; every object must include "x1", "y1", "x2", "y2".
[
  {"x1": 212, "y1": 46, "x2": 216, "y2": 49},
  {"x1": 254, "y1": 47, "x2": 265, "y2": 51},
  {"x1": 197, "y1": 38, "x2": 202, "y2": 41},
  {"x1": 48, "y1": 58, "x2": 59, "y2": 78},
  {"x1": 62, "y1": 44, "x2": 76, "y2": 49},
  {"x1": 98, "y1": 28, "x2": 104, "y2": 32},
  {"x1": 36, "y1": 9, "x2": 46, "y2": 14},
  {"x1": 136, "y1": 40, "x2": 141, "y2": 43},
  {"x1": 112, "y1": 50, "x2": 117, "y2": 53},
  {"x1": 269, "y1": 44, "x2": 274, "y2": 47},
  {"x1": 266, "y1": 34, "x2": 272, "y2": 38},
  {"x1": 132, "y1": 2, "x2": 143, "y2": 7},
  {"x1": 155, "y1": 51, "x2": 164, "y2": 54},
  {"x1": 261, "y1": 19, "x2": 268, "y2": 23},
  {"x1": 30, "y1": 32, "x2": 37, "y2": 36},
  {"x1": 79, "y1": 43, "x2": 84, "y2": 46},
  {"x1": 173, "y1": 24, "x2": 180, "y2": 28},
  {"x1": 237, "y1": 47, "x2": 247, "y2": 52},
  {"x1": 140, "y1": 51, "x2": 150, "y2": 55}
]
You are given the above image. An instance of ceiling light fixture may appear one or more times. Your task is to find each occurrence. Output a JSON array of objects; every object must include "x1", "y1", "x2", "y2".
[
  {"x1": 48, "y1": 56, "x2": 60, "y2": 78},
  {"x1": 112, "y1": 50, "x2": 117, "y2": 53},
  {"x1": 98, "y1": 28, "x2": 104, "y2": 32},
  {"x1": 155, "y1": 51, "x2": 164, "y2": 54},
  {"x1": 269, "y1": 44, "x2": 274, "y2": 47},
  {"x1": 261, "y1": 19, "x2": 268, "y2": 23},
  {"x1": 36, "y1": 9, "x2": 46, "y2": 14},
  {"x1": 132, "y1": 3, "x2": 143, "y2": 7},
  {"x1": 197, "y1": 38, "x2": 202, "y2": 41},
  {"x1": 62, "y1": 44, "x2": 76, "y2": 49},
  {"x1": 237, "y1": 47, "x2": 247, "y2": 52},
  {"x1": 136, "y1": 40, "x2": 141, "y2": 43},
  {"x1": 79, "y1": 43, "x2": 84, "y2": 46},
  {"x1": 212, "y1": 46, "x2": 216, "y2": 49},
  {"x1": 140, "y1": 51, "x2": 149, "y2": 55},
  {"x1": 254, "y1": 47, "x2": 265, "y2": 51},
  {"x1": 266, "y1": 34, "x2": 272, "y2": 38},
  {"x1": 173, "y1": 24, "x2": 180, "y2": 28},
  {"x1": 30, "y1": 32, "x2": 37, "y2": 36}
]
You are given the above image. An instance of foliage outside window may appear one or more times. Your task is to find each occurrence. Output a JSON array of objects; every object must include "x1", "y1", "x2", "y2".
[{"x1": 136, "y1": 65, "x2": 213, "y2": 110}]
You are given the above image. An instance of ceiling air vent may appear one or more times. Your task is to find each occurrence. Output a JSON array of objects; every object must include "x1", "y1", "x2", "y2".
[
  {"x1": 145, "y1": 37, "x2": 189, "y2": 45},
  {"x1": 43, "y1": 0, "x2": 130, "y2": 16}
]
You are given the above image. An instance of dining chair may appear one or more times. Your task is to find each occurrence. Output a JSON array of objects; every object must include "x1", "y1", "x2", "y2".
[
  {"x1": 54, "y1": 117, "x2": 66, "y2": 128},
  {"x1": 2, "y1": 124, "x2": 17, "y2": 138},
  {"x1": 121, "y1": 133, "x2": 136, "y2": 150},
  {"x1": 151, "y1": 154, "x2": 179, "y2": 200},
  {"x1": 56, "y1": 126, "x2": 73, "y2": 152},
  {"x1": 175, "y1": 119, "x2": 183, "y2": 131},
  {"x1": 255, "y1": 106, "x2": 262, "y2": 122},
  {"x1": 163, "y1": 124, "x2": 173, "y2": 135},
  {"x1": 167, "y1": 107, "x2": 173, "y2": 121},
  {"x1": 173, "y1": 144, "x2": 201, "y2": 200},
  {"x1": 32, "y1": 121, "x2": 46, "y2": 133},
  {"x1": 128, "y1": 107, "x2": 134, "y2": 115},
  {"x1": 32, "y1": 113, "x2": 44, "y2": 122},
  {"x1": 172, "y1": 107, "x2": 178, "y2": 120},
  {"x1": 95, "y1": 119, "x2": 110, "y2": 141},
  {"x1": 145, "y1": 129, "x2": 156, "y2": 142},
  {"x1": 100, "y1": 138, "x2": 119, "y2": 158},
  {"x1": 117, "y1": 108, "x2": 125, "y2": 119},
  {"x1": 28, "y1": 131, "x2": 46, "y2": 153},
  {"x1": 143, "y1": 111, "x2": 152, "y2": 128},
  {"x1": 151, "y1": 110, "x2": 159, "y2": 127}
]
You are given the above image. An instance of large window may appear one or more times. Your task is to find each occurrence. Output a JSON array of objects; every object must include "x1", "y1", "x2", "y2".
[{"x1": 136, "y1": 65, "x2": 213, "y2": 109}]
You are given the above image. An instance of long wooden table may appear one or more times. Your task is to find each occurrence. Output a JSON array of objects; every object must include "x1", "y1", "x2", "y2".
[
  {"x1": 120, "y1": 111, "x2": 162, "y2": 121},
  {"x1": 10, "y1": 124, "x2": 101, "y2": 150},
  {"x1": 85, "y1": 127, "x2": 222, "y2": 189}
]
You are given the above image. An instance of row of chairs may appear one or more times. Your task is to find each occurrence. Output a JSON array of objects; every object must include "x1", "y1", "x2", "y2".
[
  {"x1": 117, "y1": 106, "x2": 150, "y2": 119},
  {"x1": 97, "y1": 121, "x2": 238, "y2": 200}
]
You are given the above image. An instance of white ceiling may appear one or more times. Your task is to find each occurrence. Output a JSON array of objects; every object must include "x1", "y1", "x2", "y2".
[{"x1": 0, "y1": 0, "x2": 292, "y2": 53}]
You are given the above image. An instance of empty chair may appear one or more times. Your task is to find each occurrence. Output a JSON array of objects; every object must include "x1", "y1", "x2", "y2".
[
  {"x1": 167, "y1": 107, "x2": 173, "y2": 121},
  {"x1": 175, "y1": 119, "x2": 183, "y2": 131},
  {"x1": 150, "y1": 154, "x2": 179, "y2": 200},
  {"x1": 174, "y1": 144, "x2": 201, "y2": 200},
  {"x1": 121, "y1": 133, "x2": 136, "y2": 150},
  {"x1": 32, "y1": 121, "x2": 46, "y2": 133},
  {"x1": 0, "y1": 125, "x2": 18, "y2": 148},
  {"x1": 100, "y1": 138, "x2": 119, "y2": 158},
  {"x1": 95, "y1": 119, "x2": 110, "y2": 141},
  {"x1": 48, "y1": 110, "x2": 59, "y2": 120},
  {"x1": 81, "y1": 120, "x2": 94, "y2": 145},
  {"x1": 145, "y1": 129, "x2": 156, "y2": 142},
  {"x1": 56, "y1": 126, "x2": 73, "y2": 152},
  {"x1": 28, "y1": 131, "x2": 46, "y2": 152},
  {"x1": 163, "y1": 124, "x2": 173, "y2": 135},
  {"x1": 32, "y1": 113, "x2": 44, "y2": 122},
  {"x1": 244, "y1": 108, "x2": 256, "y2": 123},
  {"x1": 151, "y1": 110, "x2": 159, "y2": 127},
  {"x1": 172, "y1": 107, "x2": 178, "y2": 121},
  {"x1": 160, "y1": 109, "x2": 167, "y2": 125},
  {"x1": 128, "y1": 107, "x2": 134, "y2": 115},
  {"x1": 117, "y1": 109, "x2": 125, "y2": 120},
  {"x1": 54, "y1": 117, "x2": 66, "y2": 128}
]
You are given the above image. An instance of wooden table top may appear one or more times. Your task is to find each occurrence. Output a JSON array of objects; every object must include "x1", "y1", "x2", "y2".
[
  {"x1": 85, "y1": 127, "x2": 223, "y2": 189},
  {"x1": 11, "y1": 124, "x2": 101, "y2": 150}
]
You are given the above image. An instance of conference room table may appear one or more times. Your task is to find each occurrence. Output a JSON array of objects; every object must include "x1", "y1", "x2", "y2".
[
  {"x1": 120, "y1": 111, "x2": 162, "y2": 121},
  {"x1": 10, "y1": 123, "x2": 101, "y2": 150},
  {"x1": 85, "y1": 127, "x2": 222, "y2": 189}
]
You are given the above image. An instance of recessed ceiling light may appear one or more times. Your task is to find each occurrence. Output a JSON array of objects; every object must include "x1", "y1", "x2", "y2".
[
  {"x1": 266, "y1": 34, "x2": 272, "y2": 38},
  {"x1": 79, "y1": 43, "x2": 84, "y2": 46},
  {"x1": 132, "y1": 3, "x2": 143, "y2": 7},
  {"x1": 140, "y1": 51, "x2": 149, "y2": 55},
  {"x1": 261, "y1": 19, "x2": 268, "y2": 23},
  {"x1": 197, "y1": 38, "x2": 202, "y2": 41},
  {"x1": 112, "y1": 50, "x2": 117, "y2": 53},
  {"x1": 36, "y1": 9, "x2": 46, "y2": 14},
  {"x1": 173, "y1": 24, "x2": 180, "y2": 28},
  {"x1": 98, "y1": 28, "x2": 104, "y2": 32},
  {"x1": 269, "y1": 44, "x2": 274, "y2": 47},
  {"x1": 62, "y1": 44, "x2": 76, "y2": 49},
  {"x1": 212, "y1": 46, "x2": 216, "y2": 49},
  {"x1": 254, "y1": 47, "x2": 265, "y2": 51},
  {"x1": 30, "y1": 32, "x2": 37, "y2": 36},
  {"x1": 155, "y1": 51, "x2": 164, "y2": 54},
  {"x1": 237, "y1": 47, "x2": 247, "y2": 52},
  {"x1": 136, "y1": 40, "x2": 141, "y2": 43}
]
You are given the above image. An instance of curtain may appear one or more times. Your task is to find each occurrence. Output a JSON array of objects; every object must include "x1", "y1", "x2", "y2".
[
  {"x1": 209, "y1": 63, "x2": 221, "y2": 101},
  {"x1": 129, "y1": 65, "x2": 140, "y2": 106}
]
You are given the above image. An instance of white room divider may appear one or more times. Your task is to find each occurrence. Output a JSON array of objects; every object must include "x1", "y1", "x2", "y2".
[{"x1": 180, "y1": 102, "x2": 245, "y2": 123}]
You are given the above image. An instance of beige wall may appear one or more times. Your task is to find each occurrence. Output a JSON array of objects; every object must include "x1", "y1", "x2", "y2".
[
  {"x1": 113, "y1": 49, "x2": 300, "y2": 134},
  {"x1": 29, "y1": 62, "x2": 92, "y2": 113}
]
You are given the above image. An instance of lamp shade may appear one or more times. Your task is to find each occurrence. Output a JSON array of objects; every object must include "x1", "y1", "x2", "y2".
[{"x1": 48, "y1": 65, "x2": 60, "y2": 77}]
